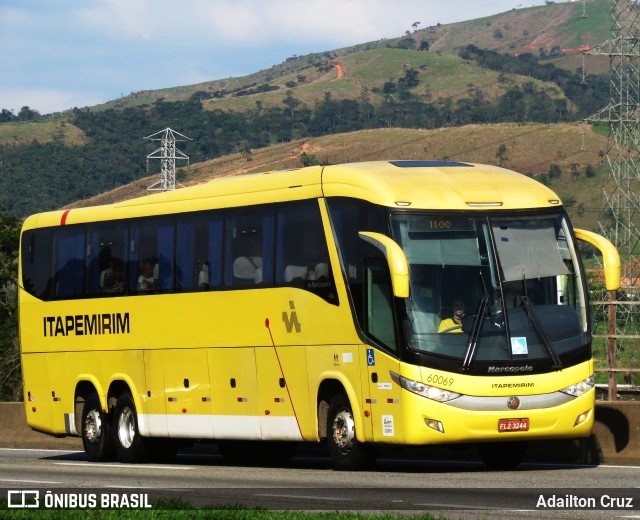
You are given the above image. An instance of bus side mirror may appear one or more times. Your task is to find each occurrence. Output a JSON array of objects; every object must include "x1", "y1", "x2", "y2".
[
  {"x1": 358, "y1": 231, "x2": 409, "y2": 298},
  {"x1": 574, "y1": 228, "x2": 621, "y2": 291}
]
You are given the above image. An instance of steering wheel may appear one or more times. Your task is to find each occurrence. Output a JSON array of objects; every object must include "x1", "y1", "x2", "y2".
[{"x1": 439, "y1": 325, "x2": 463, "y2": 334}]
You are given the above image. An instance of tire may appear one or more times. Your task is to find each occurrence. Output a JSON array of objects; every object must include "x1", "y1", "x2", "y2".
[
  {"x1": 81, "y1": 393, "x2": 116, "y2": 462},
  {"x1": 113, "y1": 391, "x2": 149, "y2": 463},
  {"x1": 478, "y1": 441, "x2": 528, "y2": 470},
  {"x1": 327, "y1": 394, "x2": 376, "y2": 470}
]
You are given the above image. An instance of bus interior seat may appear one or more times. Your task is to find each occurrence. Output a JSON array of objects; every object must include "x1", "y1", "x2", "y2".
[
  {"x1": 315, "y1": 262, "x2": 329, "y2": 280},
  {"x1": 284, "y1": 265, "x2": 308, "y2": 283},
  {"x1": 232, "y1": 256, "x2": 263, "y2": 284}
]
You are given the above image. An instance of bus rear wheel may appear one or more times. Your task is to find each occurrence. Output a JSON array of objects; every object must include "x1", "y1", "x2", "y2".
[
  {"x1": 327, "y1": 394, "x2": 376, "y2": 470},
  {"x1": 113, "y1": 391, "x2": 148, "y2": 463},
  {"x1": 81, "y1": 393, "x2": 115, "y2": 462}
]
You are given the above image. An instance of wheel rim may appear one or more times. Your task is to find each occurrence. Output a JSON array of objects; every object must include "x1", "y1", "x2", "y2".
[
  {"x1": 117, "y1": 407, "x2": 136, "y2": 449},
  {"x1": 84, "y1": 409, "x2": 102, "y2": 443},
  {"x1": 332, "y1": 408, "x2": 355, "y2": 455}
]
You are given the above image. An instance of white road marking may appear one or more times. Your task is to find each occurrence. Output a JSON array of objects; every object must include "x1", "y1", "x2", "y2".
[
  {"x1": 0, "y1": 478, "x2": 62, "y2": 485},
  {"x1": 0, "y1": 448, "x2": 80, "y2": 454},
  {"x1": 53, "y1": 462, "x2": 194, "y2": 470},
  {"x1": 253, "y1": 493, "x2": 352, "y2": 502}
]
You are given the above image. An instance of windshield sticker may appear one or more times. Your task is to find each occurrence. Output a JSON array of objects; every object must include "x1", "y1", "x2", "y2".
[{"x1": 511, "y1": 337, "x2": 528, "y2": 355}]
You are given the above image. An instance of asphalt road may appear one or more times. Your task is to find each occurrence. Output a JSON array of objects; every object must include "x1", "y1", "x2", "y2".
[{"x1": 0, "y1": 447, "x2": 639, "y2": 519}]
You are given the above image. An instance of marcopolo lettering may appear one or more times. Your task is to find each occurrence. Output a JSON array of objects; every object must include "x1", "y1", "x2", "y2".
[
  {"x1": 43, "y1": 313, "x2": 130, "y2": 337},
  {"x1": 487, "y1": 365, "x2": 534, "y2": 374}
]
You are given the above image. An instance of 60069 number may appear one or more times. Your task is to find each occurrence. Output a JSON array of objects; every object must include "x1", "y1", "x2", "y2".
[{"x1": 425, "y1": 374, "x2": 454, "y2": 386}]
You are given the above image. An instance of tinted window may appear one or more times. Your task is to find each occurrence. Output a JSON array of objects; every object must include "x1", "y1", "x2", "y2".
[
  {"x1": 226, "y1": 209, "x2": 275, "y2": 287},
  {"x1": 53, "y1": 227, "x2": 85, "y2": 299},
  {"x1": 276, "y1": 200, "x2": 337, "y2": 304},
  {"x1": 21, "y1": 230, "x2": 53, "y2": 299},
  {"x1": 176, "y1": 214, "x2": 223, "y2": 291},
  {"x1": 129, "y1": 218, "x2": 175, "y2": 293},
  {"x1": 86, "y1": 223, "x2": 127, "y2": 296}
]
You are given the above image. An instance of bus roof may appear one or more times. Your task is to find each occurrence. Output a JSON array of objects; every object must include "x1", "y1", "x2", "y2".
[
  {"x1": 24, "y1": 160, "x2": 562, "y2": 228},
  {"x1": 321, "y1": 160, "x2": 561, "y2": 210}
]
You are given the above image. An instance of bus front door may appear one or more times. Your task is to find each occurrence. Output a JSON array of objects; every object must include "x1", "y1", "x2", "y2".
[{"x1": 364, "y1": 261, "x2": 404, "y2": 443}]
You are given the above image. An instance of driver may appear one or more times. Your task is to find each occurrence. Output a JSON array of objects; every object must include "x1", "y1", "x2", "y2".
[{"x1": 438, "y1": 300, "x2": 465, "y2": 333}]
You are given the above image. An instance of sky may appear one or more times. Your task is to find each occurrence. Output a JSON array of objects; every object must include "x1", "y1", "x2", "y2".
[{"x1": 0, "y1": 0, "x2": 561, "y2": 115}]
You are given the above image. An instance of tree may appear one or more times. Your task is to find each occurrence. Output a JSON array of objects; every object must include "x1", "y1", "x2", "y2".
[
  {"x1": 282, "y1": 90, "x2": 301, "y2": 116},
  {"x1": 496, "y1": 144, "x2": 509, "y2": 167},
  {"x1": 571, "y1": 163, "x2": 580, "y2": 178},
  {"x1": 397, "y1": 38, "x2": 417, "y2": 50},
  {"x1": 0, "y1": 209, "x2": 21, "y2": 401},
  {"x1": 548, "y1": 163, "x2": 562, "y2": 179},
  {"x1": 0, "y1": 109, "x2": 15, "y2": 123},
  {"x1": 17, "y1": 106, "x2": 41, "y2": 121},
  {"x1": 399, "y1": 69, "x2": 420, "y2": 88}
]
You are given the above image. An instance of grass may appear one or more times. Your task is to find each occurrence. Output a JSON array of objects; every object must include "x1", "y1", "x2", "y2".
[
  {"x1": 0, "y1": 120, "x2": 85, "y2": 146},
  {"x1": 0, "y1": 499, "x2": 449, "y2": 519}
]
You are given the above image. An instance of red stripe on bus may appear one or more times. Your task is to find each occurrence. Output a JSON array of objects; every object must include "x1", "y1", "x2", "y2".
[{"x1": 60, "y1": 209, "x2": 71, "y2": 225}]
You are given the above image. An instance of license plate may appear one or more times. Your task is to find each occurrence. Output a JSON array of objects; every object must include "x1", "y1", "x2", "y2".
[{"x1": 498, "y1": 418, "x2": 529, "y2": 432}]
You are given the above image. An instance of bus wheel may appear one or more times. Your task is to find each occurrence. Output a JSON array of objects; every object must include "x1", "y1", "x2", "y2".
[
  {"x1": 478, "y1": 441, "x2": 527, "y2": 470},
  {"x1": 81, "y1": 393, "x2": 115, "y2": 462},
  {"x1": 327, "y1": 394, "x2": 376, "y2": 470},
  {"x1": 113, "y1": 392, "x2": 148, "y2": 463}
]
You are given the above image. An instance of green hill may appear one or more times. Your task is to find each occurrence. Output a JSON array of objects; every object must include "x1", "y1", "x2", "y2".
[
  {"x1": 91, "y1": 0, "x2": 610, "y2": 112},
  {"x1": 0, "y1": 0, "x2": 614, "y2": 224},
  {"x1": 67, "y1": 123, "x2": 608, "y2": 231}
]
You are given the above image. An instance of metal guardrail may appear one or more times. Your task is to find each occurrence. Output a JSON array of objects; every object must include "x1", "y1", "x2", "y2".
[{"x1": 592, "y1": 298, "x2": 640, "y2": 401}]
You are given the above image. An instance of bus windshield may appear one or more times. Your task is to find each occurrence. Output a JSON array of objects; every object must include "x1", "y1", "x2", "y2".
[{"x1": 390, "y1": 213, "x2": 589, "y2": 367}]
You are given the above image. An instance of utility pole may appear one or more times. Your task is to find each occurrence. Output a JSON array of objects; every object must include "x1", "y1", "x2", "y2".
[{"x1": 145, "y1": 128, "x2": 191, "y2": 191}]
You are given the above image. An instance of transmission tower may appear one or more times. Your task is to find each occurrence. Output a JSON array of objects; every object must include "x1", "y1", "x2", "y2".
[
  {"x1": 586, "y1": 0, "x2": 640, "y2": 288},
  {"x1": 145, "y1": 128, "x2": 191, "y2": 191},
  {"x1": 586, "y1": 0, "x2": 640, "y2": 388}
]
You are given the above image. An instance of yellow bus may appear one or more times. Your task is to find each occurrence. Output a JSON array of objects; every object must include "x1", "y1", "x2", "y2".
[{"x1": 19, "y1": 160, "x2": 620, "y2": 470}]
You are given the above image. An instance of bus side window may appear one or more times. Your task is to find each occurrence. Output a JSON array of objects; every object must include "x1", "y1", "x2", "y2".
[
  {"x1": 276, "y1": 200, "x2": 337, "y2": 304},
  {"x1": 176, "y1": 214, "x2": 223, "y2": 292},
  {"x1": 53, "y1": 227, "x2": 85, "y2": 299},
  {"x1": 227, "y1": 209, "x2": 274, "y2": 287},
  {"x1": 129, "y1": 217, "x2": 175, "y2": 294},
  {"x1": 365, "y1": 260, "x2": 397, "y2": 351},
  {"x1": 21, "y1": 230, "x2": 53, "y2": 300},
  {"x1": 87, "y1": 224, "x2": 127, "y2": 296}
]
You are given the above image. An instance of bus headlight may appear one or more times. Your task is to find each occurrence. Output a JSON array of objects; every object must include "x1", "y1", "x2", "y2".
[
  {"x1": 560, "y1": 375, "x2": 595, "y2": 397},
  {"x1": 390, "y1": 371, "x2": 460, "y2": 402}
]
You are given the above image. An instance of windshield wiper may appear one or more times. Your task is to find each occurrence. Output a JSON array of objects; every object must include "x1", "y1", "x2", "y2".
[
  {"x1": 461, "y1": 272, "x2": 489, "y2": 371},
  {"x1": 518, "y1": 295, "x2": 563, "y2": 369}
]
